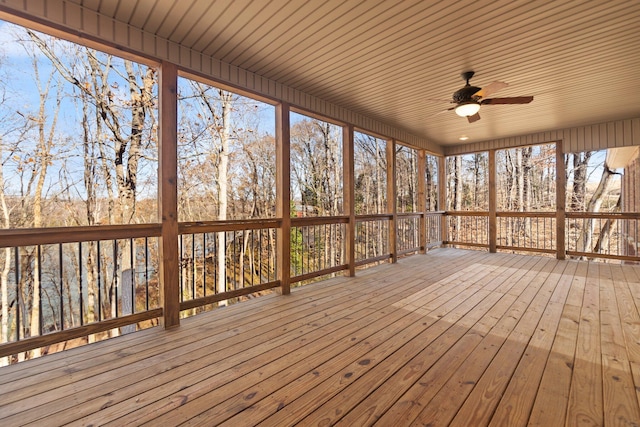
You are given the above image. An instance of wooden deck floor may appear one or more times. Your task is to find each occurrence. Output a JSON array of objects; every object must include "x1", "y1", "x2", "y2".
[{"x1": 2, "y1": 248, "x2": 640, "y2": 426}]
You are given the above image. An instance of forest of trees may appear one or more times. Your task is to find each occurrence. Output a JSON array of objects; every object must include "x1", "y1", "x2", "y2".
[
  {"x1": 0, "y1": 21, "x2": 636, "y2": 365},
  {"x1": 0, "y1": 23, "x2": 284, "y2": 363},
  {"x1": 0, "y1": 24, "x2": 159, "y2": 363},
  {"x1": 354, "y1": 132, "x2": 387, "y2": 215},
  {"x1": 444, "y1": 144, "x2": 626, "y2": 253},
  {"x1": 497, "y1": 144, "x2": 556, "y2": 212}
]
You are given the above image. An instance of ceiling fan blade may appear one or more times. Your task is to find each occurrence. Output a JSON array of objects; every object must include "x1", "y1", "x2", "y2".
[
  {"x1": 433, "y1": 106, "x2": 455, "y2": 116},
  {"x1": 467, "y1": 112, "x2": 481, "y2": 123},
  {"x1": 473, "y1": 81, "x2": 508, "y2": 99},
  {"x1": 426, "y1": 98, "x2": 454, "y2": 103},
  {"x1": 481, "y1": 96, "x2": 533, "y2": 105}
]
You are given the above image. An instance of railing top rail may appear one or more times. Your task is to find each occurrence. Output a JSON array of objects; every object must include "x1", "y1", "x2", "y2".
[
  {"x1": 445, "y1": 211, "x2": 490, "y2": 217},
  {"x1": 566, "y1": 212, "x2": 640, "y2": 219},
  {"x1": 446, "y1": 211, "x2": 640, "y2": 219},
  {"x1": 290, "y1": 215, "x2": 349, "y2": 226},
  {"x1": 397, "y1": 212, "x2": 423, "y2": 218},
  {"x1": 355, "y1": 213, "x2": 393, "y2": 221},
  {"x1": 353, "y1": 212, "x2": 445, "y2": 221},
  {"x1": 496, "y1": 211, "x2": 556, "y2": 218},
  {"x1": 0, "y1": 223, "x2": 163, "y2": 248},
  {"x1": 179, "y1": 218, "x2": 281, "y2": 234}
]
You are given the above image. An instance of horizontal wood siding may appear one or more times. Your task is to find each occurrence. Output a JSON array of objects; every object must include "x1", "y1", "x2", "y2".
[{"x1": 446, "y1": 118, "x2": 640, "y2": 155}]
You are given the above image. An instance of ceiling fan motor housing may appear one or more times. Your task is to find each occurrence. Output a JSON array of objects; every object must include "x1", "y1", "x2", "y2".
[{"x1": 453, "y1": 85, "x2": 482, "y2": 103}]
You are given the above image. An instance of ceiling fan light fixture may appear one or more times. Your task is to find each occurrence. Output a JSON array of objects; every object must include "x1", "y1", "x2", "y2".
[{"x1": 455, "y1": 102, "x2": 480, "y2": 117}]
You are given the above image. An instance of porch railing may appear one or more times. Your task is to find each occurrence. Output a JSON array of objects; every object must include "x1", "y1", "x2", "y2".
[
  {"x1": 177, "y1": 219, "x2": 281, "y2": 312},
  {"x1": 425, "y1": 211, "x2": 444, "y2": 248},
  {"x1": 496, "y1": 212, "x2": 556, "y2": 254},
  {"x1": 353, "y1": 211, "x2": 444, "y2": 265},
  {"x1": 354, "y1": 214, "x2": 392, "y2": 266},
  {"x1": 566, "y1": 212, "x2": 639, "y2": 262},
  {"x1": 397, "y1": 213, "x2": 421, "y2": 256},
  {"x1": 444, "y1": 211, "x2": 489, "y2": 248},
  {"x1": 0, "y1": 224, "x2": 163, "y2": 357},
  {"x1": 6, "y1": 208, "x2": 637, "y2": 360},
  {"x1": 443, "y1": 210, "x2": 639, "y2": 262},
  {"x1": 290, "y1": 216, "x2": 348, "y2": 284}
]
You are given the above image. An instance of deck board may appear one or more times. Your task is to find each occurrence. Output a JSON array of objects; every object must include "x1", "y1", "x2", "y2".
[
  {"x1": 1, "y1": 248, "x2": 640, "y2": 426},
  {"x1": 567, "y1": 262, "x2": 604, "y2": 426}
]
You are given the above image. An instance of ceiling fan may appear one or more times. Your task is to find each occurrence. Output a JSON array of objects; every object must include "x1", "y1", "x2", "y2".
[{"x1": 444, "y1": 71, "x2": 533, "y2": 123}]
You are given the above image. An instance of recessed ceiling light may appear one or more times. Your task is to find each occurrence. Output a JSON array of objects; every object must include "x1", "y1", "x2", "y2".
[{"x1": 459, "y1": 136, "x2": 469, "y2": 141}]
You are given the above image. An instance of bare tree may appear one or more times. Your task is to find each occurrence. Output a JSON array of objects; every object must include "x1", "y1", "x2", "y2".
[
  {"x1": 354, "y1": 133, "x2": 387, "y2": 260},
  {"x1": 354, "y1": 133, "x2": 386, "y2": 215},
  {"x1": 29, "y1": 30, "x2": 157, "y2": 336},
  {"x1": 27, "y1": 54, "x2": 62, "y2": 355},
  {"x1": 570, "y1": 152, "x2": 592, "y2": 211},
  {"x1": 290, "y1": 117, "x2": 343, "y2": 273},
  {"x1": 291, "y1": 118, "x2": 343, "y2": 217},
  {"x1": 425, "y1": 154, "x2": 438, "y2": 211},
  {"x1": 188, "y1": 84, "x2": 234, "y2": 302},
  {"x1": 593, "y1": 195, "x2": 622, "y2": 254},
  {"x1": 0, "y1": 139, "x2": 11, "y2": 366},
  {"x1": 396, "y1": 145, "x2": 417, "y2": 213},
  {"x1": 29, "y1": 32, "x2": 156, "y2": 222},
  {"x1": 580, "y1": 162, "x2": 619, "y2": 253}
]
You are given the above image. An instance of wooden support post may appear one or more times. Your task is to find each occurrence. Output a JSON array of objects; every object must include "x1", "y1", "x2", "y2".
[
  {"x1": 387, "y1": 139, "x2": 397, "y2": 263},
  {"x1": 276, "y1": 103, "x2": 291, "y2": 294},
  {"x1": 489, "y1": 149, "x2": 497, "y2": 253},
  {"x1": 343, "y1": 124, "x2": 356, "y2": 276},
  {"x1": 418, "y1": 150, "x2": 426, "y2": 253},
  {"x1": 438, "y1": 155, "x2": 447, "y2": 245},
  {"x1": 158, "y1": 61, "x2": 180, "y2": 329},
  {"x1": 556, "y1": 140, "x2": 566, "y2": 260}
]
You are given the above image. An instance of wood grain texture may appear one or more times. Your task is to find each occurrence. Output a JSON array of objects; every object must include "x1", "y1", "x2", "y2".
[
  {"x1": 0, "y1": 223, "x2": 162, "y2": 248},
  {"x1": 556, "y1": 140, "x2": 566, "y2": 260},
  {"x1": 158, "y1": 60, "x2": 180, "y2": 329},
  {"x1": 1, "y1": 249, "x2": 640, "y2": 426},
  {"x1": 387, "y1": 139, "x2": 397, "y2": 263},
  {"x1": 418, "y1": 150, "x2": 427, "y2": 254},
  {"x1": 344, "y1": 124, "x2": 356, "y2": 275},
  {"x1": 566, "y1": 262, "x2": 604, "y2": 426},
  {"x1": 438, "y1": 155, "x2": 447, "y2": 245},
  {"x1": 276, "y1": 102, "x2": 291, "y2": 294},
  {"x1": 488, "y1": 149, "x2": 497, "y2": 253}
]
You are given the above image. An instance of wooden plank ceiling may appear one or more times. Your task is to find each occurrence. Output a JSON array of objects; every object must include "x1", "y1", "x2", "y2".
[{"x1": 70, "y1": 0, "x2": 640, "y2": 147}]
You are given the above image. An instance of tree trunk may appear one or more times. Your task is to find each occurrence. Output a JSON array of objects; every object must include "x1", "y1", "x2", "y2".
[
  {"x1": 522, "y1": 147, "x2": 532, "y2": 237},
  {"x1": 572, "y1": 152, "x2": 592, "y2": 211},
  {"x1": 375, "y1": 142, "x2": 384, "y2": 255},
  {"x1": 29, "y1": 34, "x2": 156, "y2": 336},
  {"x1": 27, "y1": 61, "x2": 61, "y2": 358},
  {"x1": 593, "y1": 195, "x2": 622, "y2": 254},
  {"x1": 425, "y1": 159, "x2": 433, "y2": 211},
  {"x1": 0, "y1": 141, "x2": 10, "y2": 365},
  {"x1": 581, "y1": 163, "x2": 616, "y2": 253},
  {"x1": 473, "y1": 154, "x2": 482, "y2": 209},
  {"x1": 80, "y1": 94, "x2": 99, "y2": 341},
  {"x1": 85, "y1": 242, "x2": 98, "y2": 343}
]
